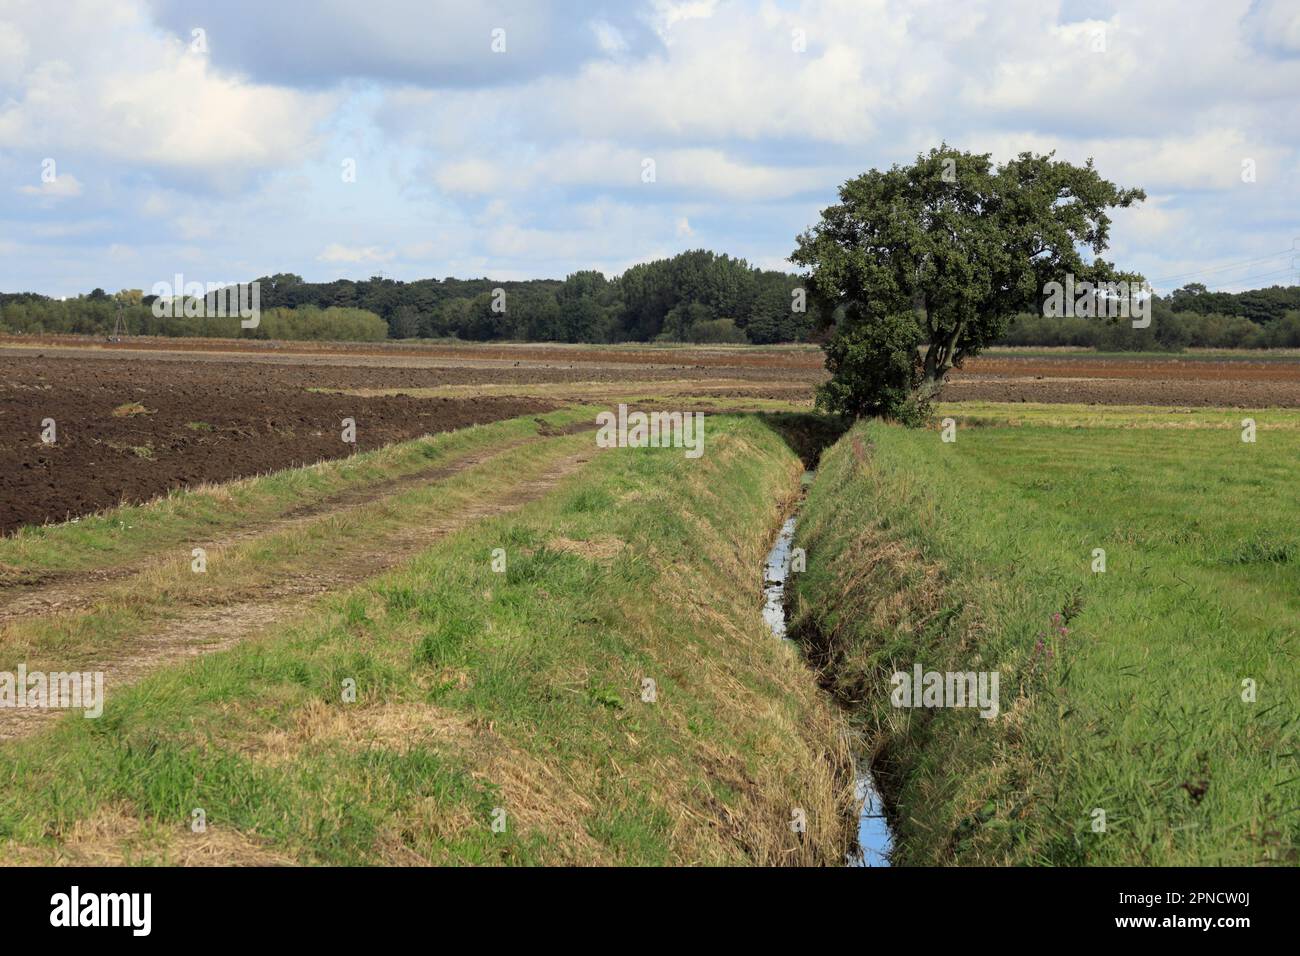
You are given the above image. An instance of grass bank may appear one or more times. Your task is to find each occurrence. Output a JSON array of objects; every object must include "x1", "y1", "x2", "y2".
[
  {"x1": 1, "y1": 414, "x2": 854, "y2": 865},
  {"x1": 790, "y1": 411, "x2": 1298, "y2": 866}
]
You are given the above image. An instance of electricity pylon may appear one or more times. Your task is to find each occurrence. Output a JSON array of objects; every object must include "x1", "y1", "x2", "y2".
[{"x1": 110, "y1": 302, "x2": 128, "y2": 342}]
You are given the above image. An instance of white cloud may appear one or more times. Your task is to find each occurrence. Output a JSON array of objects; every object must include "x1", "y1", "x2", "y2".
[
  {"x1": 140, "y1": 193, "x2": 172, "y2": 217},
  {"x1": 0, "y1": 20, "x2": 30, "y2": 85},
  {"x1": 0, "y1": 0, "x2": 335, "y2": 187},
  {"x1": 18, "y1": 173, "x2": 83, "y2": 199},
  {"x1": 962, "y1": 128, "x2": 1292, "y2": 193},
  {"x1": 646, "y1": 0, "x2": 720, "y2": 42},
  {"x1": 517, "y1": 19, "x2": 885, "y2": 145},
  {"x1": 22, "y1": 219, "x2": 112, "y2": 238},
  {"x1": 400, "y1": 241, "x2": 442, "y2": 259},
  {"x1": 591, "y1": 19, "x2": 629, "y2": 55},
  {"x1": 428, "y1": 141, "x2": 836, "y2": 201},
  {"x1": 317, "y1": 244, "x2": 396, "y2": 264},
  {"x1": 434, "y1": 158, "x2": 512, "y2": 195},
  {"x1": 3, "y1": 0, "x2": 1299, "y2": 294},
  {"x1": 1247, "y1": 0, "x2": 1300, "y2": 55},
  {"x1": 1111, "y1": 195, "x2": 1185, "y2": 243},
  {"x1": 175, "y1": 216, "x2": 216, "y2": 241}
]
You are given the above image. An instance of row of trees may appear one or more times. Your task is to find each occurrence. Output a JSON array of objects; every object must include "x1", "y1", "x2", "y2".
[
  {"x1": 271, "y1": 251, "x2": 811, "y2": 343},
  {"x1": 0, "y1": 251, "x2": 814, "y2": 345},
  {"x1": 999, "y1": 300, "x2": 1300, "y2": 351},
  {"x1": 4, "y1": 222, "x2": 1295, "y2": 358},
  {"x1": 8, "y1": 282, "x2": 1295, "y2": 352},
  {"x1": 245, "y1": 251, "x2": 812, "y2": 344},
  {"x1": 1165, "y1": 282, "x2": 1300, "y2": 325},
  {"x1": 0, "y1": 295, "x2": 387, "y2": 342}
]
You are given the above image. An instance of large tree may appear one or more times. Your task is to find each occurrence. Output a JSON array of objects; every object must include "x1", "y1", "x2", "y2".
[{"x1": 793, "y1": 147, "x2": 1146, "y2": 419}]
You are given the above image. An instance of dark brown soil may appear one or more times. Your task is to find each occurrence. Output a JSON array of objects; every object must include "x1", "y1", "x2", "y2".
[{"x1": 0, "y1": 354, "x2": 556, "y2": 535}]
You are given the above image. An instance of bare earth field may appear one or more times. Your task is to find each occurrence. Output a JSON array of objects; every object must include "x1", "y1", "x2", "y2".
[
  {"x1": 5, "y1": 335, "x2": 1300, "y2": 533},
  {"x1": 0, "y1": 351, "x2": 557, "y2": 534},
  {"x1": 945, "y1": 353, "x2": 1300, "y2": 406}
]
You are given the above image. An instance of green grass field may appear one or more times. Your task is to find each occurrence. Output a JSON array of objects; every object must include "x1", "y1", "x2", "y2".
[
  {"x1": 0, "y1": 414, "x2": 853, "y2": 865},
  {"x1": 937, "y1": 401, "x2": 1300, "y2": 430},
  {"x1": 791, "y1": 405, "x2": 1299, "y2": 865}
]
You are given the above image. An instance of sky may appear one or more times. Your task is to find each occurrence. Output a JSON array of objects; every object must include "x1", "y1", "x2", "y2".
[{"x1": 1, "y1": 0, "x2": 1298, "y2": 298}]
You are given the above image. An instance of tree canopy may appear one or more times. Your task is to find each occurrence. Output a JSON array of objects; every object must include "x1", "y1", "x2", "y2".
[
  {"x1": 247, "y1": 250, "x2": 811, "y2": 344},
  {"x1": 793, "y1": 146, "x2": 1146, "y2": 418},
  {"x1": 1, "y1": 251, "x2": 816, "y2": 345}
]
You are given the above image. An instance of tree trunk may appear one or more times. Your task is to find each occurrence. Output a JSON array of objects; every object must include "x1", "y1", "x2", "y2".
[
  {"x1": 916, "y1": 321, "x2": 965, "y2": 402},
  {"x1": 915, "y1": 373, "x2": 945, "y2": 401}
]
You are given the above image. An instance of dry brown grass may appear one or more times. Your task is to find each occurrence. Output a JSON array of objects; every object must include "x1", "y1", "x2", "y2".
[
  {"x1": 545, "y1": 535, "x2": 626, "y2": 563},
  {"x1": 251, "y1": 698, "x2": 477, "y2": 765},
  {"x1": 241, "y1": 699, "x2": 609, "y2": 865},
  {"x1": 0, "y1": 803, "x2": 296, "y2": 866},
  {"x1": 111, "y1": 402, "x2": 153, "y2": 417}
]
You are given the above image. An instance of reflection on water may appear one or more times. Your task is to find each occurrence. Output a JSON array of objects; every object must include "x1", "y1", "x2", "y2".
[
  {"x1": 847, "y1": 768, "x2": 892, "y2": 867},
  {"x1": 762, "y1": 516, "x2": 797, "y2": 640},
  {"x1": 761, "y1": 481, "x2": 892, "y2": 867}
]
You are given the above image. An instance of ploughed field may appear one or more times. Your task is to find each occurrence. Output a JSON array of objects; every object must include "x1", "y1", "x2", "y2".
[
  {"x1": 0, "y1": 353, "x2": 555, "y2": 534},
  {"x1": 0, "y1": 339, "x2": 822, "y2": 534},
  {"x1": 5, "y1": 336, "x2": 1300, "y2": 534}
]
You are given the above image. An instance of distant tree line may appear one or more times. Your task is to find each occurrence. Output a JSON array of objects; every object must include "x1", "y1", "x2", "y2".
[
  {"x1": 251, "y1": 250, "x2": 812, "y2": 344},
  {"x1": 0, "y1": 291, "x2": 386, "y2": 343},
  {"x1": 4, "y1": 266, "x2": 1297, "y2": 352},
  {"x1": 1164, "y1": 282, "x2": 1300, "y2": 324},
  {"x1": 0, "y1": 250, "x2": 814, "y2": 345},
  {"x1": 996, "y1": 284, "x2": 1300, "y2": 351}
]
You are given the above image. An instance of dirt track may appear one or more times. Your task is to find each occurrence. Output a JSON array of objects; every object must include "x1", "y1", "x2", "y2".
[
  {"x1": 4, "y1": 336, "x2": 1300, "y2": 753},
  {"x1": 0, "y1": 436, "x2": 597, "y2": 741}
]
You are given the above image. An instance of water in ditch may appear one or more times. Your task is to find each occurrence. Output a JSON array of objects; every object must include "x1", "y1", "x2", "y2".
[{"x1": 762, "y1": 473, "x2": 893, "y2": 867}]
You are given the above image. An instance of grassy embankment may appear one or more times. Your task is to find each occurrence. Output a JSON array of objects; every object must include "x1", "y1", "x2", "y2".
[
  {"x1": 1, "y1": 413, "x2": 854, "y2": 865},
  {"x1": 790, "y1": 404, "x2": 1299, "y2": 865}
]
